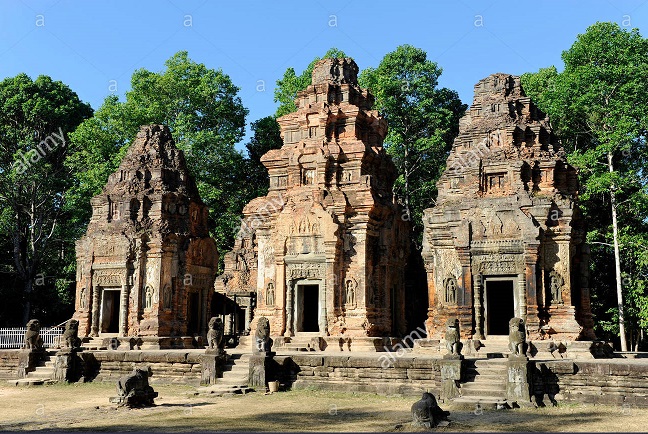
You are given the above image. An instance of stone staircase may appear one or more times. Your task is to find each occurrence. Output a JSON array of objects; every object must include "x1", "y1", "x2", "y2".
[
  {"x1": 472, "y1": 335, "x2": 510, "y2": 359},
  {"x1": 194, "y1": 351, "x2": 252, "y2": 396},
  {"x1": 454, "y1": 358, "x2": 509, "y2": 409},
  {"x1": 278, "y1": 333, "x2": 321, "y2": 352},
  {"x1": 7, "y1": 350, "x2": 57, "y2": 386},
  {"x1": 452, "y1": 336, "x2": 513, "y2": 408},
  {"x1": 455, "y1": 358, "x2": 508, "y2": 407}
]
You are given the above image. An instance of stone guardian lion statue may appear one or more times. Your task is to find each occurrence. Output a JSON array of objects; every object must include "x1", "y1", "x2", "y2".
[
  {"x1": 62, "y1": 319, "x2": 82, "y2": 349},
  {"x1": 508, "y1": 317, "x2": 527, "y2": 357},
  {"x1": 254, "y1": 316, "x2": 273, "y2": 354},
  {"x1": 206, "y1": 317, "x2": 224, "y2": 351},
  {"x1": 444, "y1": 318, "x2": 462, "y2": 358},
  {"x1": 23, "y1": 319, "x2": 44, "y2": 351}
]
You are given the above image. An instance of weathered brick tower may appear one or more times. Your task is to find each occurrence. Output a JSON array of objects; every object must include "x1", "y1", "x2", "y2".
[
  {"x1": 216, "y1": 58, "x2": 410, "y2": 349},
  {"x1": 423, "y1": 74, "x2": 595, "y2": 342},
  {"x1": 74, "y1": 125, "x2": 218, "y2": 348}
]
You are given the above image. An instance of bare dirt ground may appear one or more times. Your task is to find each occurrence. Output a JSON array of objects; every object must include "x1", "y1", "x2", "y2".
[{"x1": 0, "y1": 382, "x2": 645, "y2": 432}]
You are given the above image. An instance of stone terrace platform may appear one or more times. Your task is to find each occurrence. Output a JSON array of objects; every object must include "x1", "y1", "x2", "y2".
[{"x1": 4, "y1": 347, "x2": 648, "y2": 408}]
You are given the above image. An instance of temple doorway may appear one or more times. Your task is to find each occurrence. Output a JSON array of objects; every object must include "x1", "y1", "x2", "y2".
[
  {"x1": 296, "y1": 284, "x2": 319, "y2": 332},
  {"x1": 187, "y1": 292, "x2": 200, "y2": 335},
  {"x1": 484, "y1": 278, "x2": 515, "y2": 335},
  {"x1": 100, "y1": 288, "x2": 120, "y2": 333}
]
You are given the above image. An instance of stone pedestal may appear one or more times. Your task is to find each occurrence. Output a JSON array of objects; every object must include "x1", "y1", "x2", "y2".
[
  {"x1": 200, "y1": 349, "x2": 227, "y2": 385},
  {"x1": 506, "y1": 356, "x2": 533, "y2": 405},
  {"x1": 17, "y1": 350, "x2": 43, "y2": 378},
  {"x1": 439, "y1": 359, "x2": 463, "y2": 400},
  {"x1": 53, "y1": 349, "x2": 84, "y2": 383},
  {"x1": 249, "y1": 353, "x2": 277, "y2": 390}
]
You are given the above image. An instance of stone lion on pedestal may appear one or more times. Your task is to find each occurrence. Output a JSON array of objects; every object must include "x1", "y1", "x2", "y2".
[
  {"x1": 62, "y1": 319, "x2": 82, "y2": 350},
  {"x1": 254, "y1": 316, "x2": 273, "y2": 354},
  {"x1": 206, "y1": 317, "x2": 224, "y2": 351},
  {"x1": 509, "y1": 317, "x2": 527, "y2": 357},
  {"x1": 444, "y1": 318, "x2": 462, "y2": 358},
  {"x1": 23, "y1": 319, "x2": 43, "y2": 351}
]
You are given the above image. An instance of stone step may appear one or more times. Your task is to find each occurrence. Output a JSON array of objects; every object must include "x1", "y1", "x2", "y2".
[
  {"x1": 193, "y1": 384, "x2": 253, "y2": 396},
  {"x1": 468, "y1": 369, "x2": 508, "y2": 375},
  {"x1": 280, "y1": 343, "x2": 317, "y2": 351},
  {"x1": 466, "y1": 365, "x2": 507, "y2": 373},
  {"x1": 6, "y1": 378, "x2": 57, "y2": 386},
  {"x1": 460, "y1": 384, "x2": 507, "y2": 395},
  {"x1": 25, "y1": 372, "x2": 54, "y2": 379},
  {"x1": 216, "y1": 380, "x2": 249, "y2": 387},
  {"x1": 452, "y1": 396, "x2": 510, "y2": 410},
  {"x1": 464, "y1": 374, "x2": 506, "y2": 383},
  {"x1": 472, "y1": 357, "x2": 509, "y2": 364}
]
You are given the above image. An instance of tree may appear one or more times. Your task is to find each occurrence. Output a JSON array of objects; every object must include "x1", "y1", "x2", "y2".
[
  {"x1": 68, "y1": 51, "x2": 249, "y2": 265},
  {"x1": 359, "y1": 45, "x2": 466, "y2": 242},
  {"x1": 0, "y1": 73, "x2": 93, "y2": 323},
  {"x1": 245, "y1": 116, "x2": 283, "y2": 198},
  {"x1": 522, "y1": 22, "x2": 648, "y2": 350},
  {"x1": 274, "y1": 48, "x2": 347, "y2": 117}
]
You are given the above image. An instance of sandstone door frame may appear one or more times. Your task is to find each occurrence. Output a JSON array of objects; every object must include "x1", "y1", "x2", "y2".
[
  {"x1": 285, "y1": 277, "x2": 326, "y2": 336},
  {"x1": 98, "y1": 287, "x2": 122, "y2": 335},
  {"x1": 91, "y1": 283, "x2": 129, "y2": 337},
  {"x1": 295, "y1": 282, "x2": 321, "y2": 333},
  {"x1": 483, "y1": 276, "x2": 517, "y2": 336}
]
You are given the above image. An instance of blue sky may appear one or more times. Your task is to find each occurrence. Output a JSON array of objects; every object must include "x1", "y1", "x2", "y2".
[{"x1": 2, "y1": 0, "x2": 647, "y2": 147}]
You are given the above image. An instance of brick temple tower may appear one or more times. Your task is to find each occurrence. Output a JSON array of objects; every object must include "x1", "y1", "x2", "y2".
[
  {"x1": 216, "y1": 58, "x2": 410, "y2": 350},
  {"x1": 422, "y1": 74, "x2": 595, "y2": 342},
  {"x1": 73, "y1": 125, "x2": 218, "y2": 349}
]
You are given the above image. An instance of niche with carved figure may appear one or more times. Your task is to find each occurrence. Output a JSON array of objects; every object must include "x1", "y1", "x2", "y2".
[
  {"x1": 302, "y1": 168, "x2": 316, "y2": 185},
  {"x1": 443, "y1": 277, "x2": 458, "y2": 305}
]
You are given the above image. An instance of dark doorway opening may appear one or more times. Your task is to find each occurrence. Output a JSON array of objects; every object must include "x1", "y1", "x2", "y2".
[
  {"x1": 101, "y1": 289, "x2": 120, "y2": 333},
  {"x1": 298, "y1": 284, "x2": 319, "y2": 332},
  {"x1": 486, "y1": 279, "x2": 514, "y2": 335},
  {"x1": 187, "y1": 292, "x2": 200, "y2": 335}
]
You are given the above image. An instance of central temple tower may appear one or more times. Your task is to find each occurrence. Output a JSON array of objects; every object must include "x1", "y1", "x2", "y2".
[{"x1": 216, "y1": 58, "x2": 410, "y2": 349}]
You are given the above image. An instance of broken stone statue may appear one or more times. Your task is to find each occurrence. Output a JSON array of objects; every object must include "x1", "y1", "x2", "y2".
[
  {"x1": 110, "y1": 367, "x2": 158, "y2": 407},
  {"x1": 411, "y1": 392, "x2": 450, "y2": 429}
]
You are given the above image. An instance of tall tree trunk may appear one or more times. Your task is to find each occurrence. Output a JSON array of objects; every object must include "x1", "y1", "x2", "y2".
[
  {"x1": 609, "y1": 151, "x2": 627, "y2": 351},
  {"x1": 22, "y1": 278, "x2": 33, "y2": 324}
]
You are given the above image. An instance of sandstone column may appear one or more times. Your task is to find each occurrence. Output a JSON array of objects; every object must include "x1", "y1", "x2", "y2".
[
  {"x1": 473, "y1": 274, "x2": 484, "y2": 339},
  {"x1": 285, "y1": 280, "x2": 294, "y2": 337},
  {"x1": 91, "y1": 285, "x2": 100, "y2": 336},
  {"x1": 517, "y1": 272, "x2": 527, "y2": 322},
  {"x1": 119, "y1": 283, "x2": 129, "y2": 336}
]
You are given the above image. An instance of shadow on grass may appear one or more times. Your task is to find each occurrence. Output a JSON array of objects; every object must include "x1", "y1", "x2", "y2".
[{"x1": 1, "y1": 407, "x2": 609, "y2": 433}]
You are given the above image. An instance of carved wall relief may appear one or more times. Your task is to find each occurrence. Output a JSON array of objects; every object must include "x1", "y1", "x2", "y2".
[
  {"x1": 548, "y1": 270, "x2": 564, "y2": 304},
  {"x1": 286, "y1": 262, "x2": 325, "y2": 280},
  {"x1": 473, "y1": 253, "x2": 524, "y2": 275},
  {"x1": 79, "y1": 287, "x2": 86, "y2": 310},
  {"x1": 94, "y1": 269, "x2": 125, "y2": 287},
  {"x1": 344, "y1": 277, "x2": 357, "y2": 308},
  {"x1": 444, "y1": 277, "x2": 458, "y2": 304},
  {"x1": 266, "y1": 282, "x2": 275, "y2": 306},
  {"x1": 144, "y1": 285, "x2": 153, "y2": 310},
  {"x1": 434, "y1": 249, "x2": 462, "y2": 296}
]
